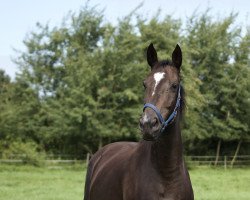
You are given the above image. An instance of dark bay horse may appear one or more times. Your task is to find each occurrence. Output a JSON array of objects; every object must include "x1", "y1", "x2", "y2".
[{"x1": 84, "y1": 44, "x2": 194, "y2": 200}]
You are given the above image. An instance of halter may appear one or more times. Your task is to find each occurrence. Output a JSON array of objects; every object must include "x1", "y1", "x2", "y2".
[{"x1": 143, "y1": 86, "x2": 181, "y2": 134}]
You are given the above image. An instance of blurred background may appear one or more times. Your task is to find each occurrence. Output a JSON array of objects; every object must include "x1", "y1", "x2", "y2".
[{"x1": 0, "y1": 0, "x2": 249, "y2": 199}]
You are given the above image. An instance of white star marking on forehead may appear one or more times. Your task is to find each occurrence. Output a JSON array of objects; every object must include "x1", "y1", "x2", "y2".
[{"x1": 152, "y1": 72, "x2": 165, "y2": 96}]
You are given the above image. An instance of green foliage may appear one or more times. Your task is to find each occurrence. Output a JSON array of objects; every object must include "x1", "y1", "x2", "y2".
[
  {"x1": 184, "y1": 12, "x2": 250, "y2": 144},
  {"x1": 0, "y1": 140, "x2": 45, "y2": 166},
  {"x1": 0, "y1": 5, "x2": 249, "y2": 156}
]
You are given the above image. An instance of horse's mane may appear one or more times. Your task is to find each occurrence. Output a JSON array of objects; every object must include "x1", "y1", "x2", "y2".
[{"x1": 180, "y1": 85, "x2": 186, "y2": 119}]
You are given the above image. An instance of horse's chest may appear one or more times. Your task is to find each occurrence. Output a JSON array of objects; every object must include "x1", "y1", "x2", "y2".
[
  {"x1": 125, "y1": 174, "x2": 186, "y2": 200},
  {"x1": 136, "y1": 182, "x2": 180, "y2": 200}
]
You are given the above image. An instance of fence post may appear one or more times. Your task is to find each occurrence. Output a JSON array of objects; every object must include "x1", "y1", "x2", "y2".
[
  {"x1": 230, "y1": 139, "x2": 242, "y2": 168},
  {"x1": 224, "y1": 156, "x2": 227, "y2": 170},
  {"x1": 214, "y1": 140, "x2": 221, "y2": 166}
]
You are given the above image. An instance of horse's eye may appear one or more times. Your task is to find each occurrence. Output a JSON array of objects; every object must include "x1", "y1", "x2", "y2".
[{"x1": 171, "y1": 83, "x2": 178, "y2": 90}]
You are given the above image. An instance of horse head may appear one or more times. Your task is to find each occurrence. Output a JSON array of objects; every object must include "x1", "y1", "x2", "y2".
[{"x1": 139, "y1": 43, "x2": 183, "y2": 140}]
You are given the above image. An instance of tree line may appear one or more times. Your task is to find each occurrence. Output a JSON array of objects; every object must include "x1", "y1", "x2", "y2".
[{"x1": 0, "y1": 5, "x2": 249, "y2": 159}]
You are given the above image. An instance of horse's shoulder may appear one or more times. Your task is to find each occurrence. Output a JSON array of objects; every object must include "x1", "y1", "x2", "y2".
[
  {"x1": 99, "y1": 141, "x2": 138, "y2": 155},
  {"x1": 89, "y1": 142, "x2": 137, "y2": 165},
  {"x1": 104, "y1": 141, "x2": 138, "y2": 151}
]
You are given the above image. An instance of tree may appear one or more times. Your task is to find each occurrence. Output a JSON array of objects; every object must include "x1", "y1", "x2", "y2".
[
  {"x1": 185, "y1": 11, "x2": 250, "y2": 157},
  {"x1": 1, "y1": 6, "x2": 249, "y2": 157}
]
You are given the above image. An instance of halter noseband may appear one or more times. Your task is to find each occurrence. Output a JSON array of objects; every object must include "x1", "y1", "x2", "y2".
[{"x1": 143, "y1": 86, "x2": 181, "y2": 134}]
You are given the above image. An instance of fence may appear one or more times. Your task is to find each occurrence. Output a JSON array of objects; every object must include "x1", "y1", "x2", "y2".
[
  {"x1": 185, "y1": 155, "x2": 250, "y2": 168},
  {"x1": 0, "y1": 154, "x2": 250, "y2": 167}
]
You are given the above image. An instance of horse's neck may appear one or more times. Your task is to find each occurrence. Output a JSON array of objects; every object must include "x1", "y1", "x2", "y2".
[{"x1": 151, "y1": 118, "x2": 184, "y2": 179}]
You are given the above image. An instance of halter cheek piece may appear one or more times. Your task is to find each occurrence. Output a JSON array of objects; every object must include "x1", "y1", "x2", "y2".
[{"x1": 143, "y1": 86, "x2": 181, "y2": 134}]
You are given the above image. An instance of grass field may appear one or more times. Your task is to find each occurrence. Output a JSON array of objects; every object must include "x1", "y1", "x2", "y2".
[{"x1": 0, "y1": 164, "x2": 249, "y2": 200}]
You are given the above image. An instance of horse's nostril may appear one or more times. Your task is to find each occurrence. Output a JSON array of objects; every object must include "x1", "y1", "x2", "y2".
[
  {"x1": 139, "y1": 116, "x2": 159, "y2": 131},
  {"x1": 152, "y1": 118, "x2": 156, "y2": 126},
  {"x1": 139, "y1": 118, "x2": 143, "y2": 129},
  {"x1": 152, "y1": 117, "x2": 158, "y2": 127}
]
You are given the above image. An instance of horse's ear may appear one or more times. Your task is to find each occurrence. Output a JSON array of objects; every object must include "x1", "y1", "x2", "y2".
[
  {"x1": 172, "y1": 44, "x2": 182, "y2": 70},
  {"x1": 147, "y1": 43, "x2": 158, "y2": 69}
]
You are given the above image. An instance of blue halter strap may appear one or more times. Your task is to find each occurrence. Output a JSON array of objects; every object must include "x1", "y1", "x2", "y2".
[{"x1": 143, "y1": 86, "x2": 181, "y2": 133}]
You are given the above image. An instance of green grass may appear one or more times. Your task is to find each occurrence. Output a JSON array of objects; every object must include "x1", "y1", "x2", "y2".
[
  {"x1": 0, "y1": 164, "x2": 249, "y2": 200},
  {"x1": 0, "y1": 164, "x2": 86, "y2": 200},
  {"x1": 190, "y1": 166, "x2": 250, "y2": 200}
]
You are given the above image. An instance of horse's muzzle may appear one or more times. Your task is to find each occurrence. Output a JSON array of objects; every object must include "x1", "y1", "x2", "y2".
[{"x1": 139, "y1": 113, "x2": 161, "y2": 140}]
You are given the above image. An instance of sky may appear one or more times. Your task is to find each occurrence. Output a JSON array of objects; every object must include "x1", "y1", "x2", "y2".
[{"x1": 0, "y1": 0, "x2": 249, "y2": 79}]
